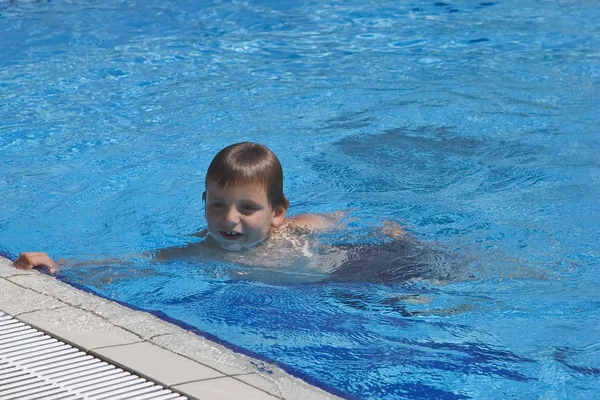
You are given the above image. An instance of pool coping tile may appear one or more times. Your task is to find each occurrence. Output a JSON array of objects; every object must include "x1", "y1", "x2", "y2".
[
  {"x1": 0, "y1": 256, "x2": 29, "y2": 277},
  {"x1": 151, "y1": 332, "x2": 258, "y2": 376},
  {"x1": 15, "y1": 305, "x2": 143, "y2": 350},
  {"x1": 233, "y1": 373, "x2": 285, "y2": 399},
  {"x1": 172, "y1": 376, "x2": 281, "y2": 400},
  {"x1": 91, "y1": 341, "x2": 225, "y2": 387},
  {"x1": 7, "y1": 272, "x2": 113, "y2": 309},
  {"x1": 0, "y1": 278, "x2": 66, "y2": 315}
]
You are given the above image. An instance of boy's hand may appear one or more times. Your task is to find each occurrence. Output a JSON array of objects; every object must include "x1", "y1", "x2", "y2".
[
  {"x1": 13, "y1": 252, "x2": 57, "y2": 274},
  {"x1": 382, "y1": 221, "x2": 407, "y2": 240}
]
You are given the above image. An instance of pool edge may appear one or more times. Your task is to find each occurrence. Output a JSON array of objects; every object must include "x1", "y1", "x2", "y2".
[{"x1": 0, "y1": 256, "x2": 343, "y2": 400}]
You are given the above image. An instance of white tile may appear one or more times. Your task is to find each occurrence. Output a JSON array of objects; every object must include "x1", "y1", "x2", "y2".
[
  {"x1": 234, "y1": 373, "x2": 284, "y2": 398},
  {"x1": 238, "y1": 371, "x2": 343, "y2": 400},
  {"x1": 172, "y1": 377, "x2": 280, "y2": 400},
  {"x1": 92, "y1": 341, "x2": 224, "y2": 386},
  {"x1": 0, "y1": 278, "x2": 65, "y2": 315},
  {"x1": 17, "y1": 306, "x2": 142, "y2": 350},
  {"x1": 8, "y1": 273, "x2": 98, "y2": 307},
  {"x1": 151, "y1": 335, "x2": 341, "y2": 399},
  {"x1": 152, "y1": 332, "x2": 257, "y2": 376},
  {"x1": 89, "y1": 301, "x2": 187, "y2": 340},
  {"x1": 0, "y1": 256, "x2": 30, "y2": 277},
  {"x1": 275, "y1": 376, "x2": 343, "y2": 400},
  {"x1": 8, "y1": 271, "x2": 186, "y2": 339}
]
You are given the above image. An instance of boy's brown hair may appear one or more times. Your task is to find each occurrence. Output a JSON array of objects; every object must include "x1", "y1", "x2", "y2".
[{"x1": 203, "y1": 142, "x2": 289, "y2": 210}]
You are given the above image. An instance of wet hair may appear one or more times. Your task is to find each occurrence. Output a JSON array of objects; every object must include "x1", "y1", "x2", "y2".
[{"x1": 203, "y1": 142, "x2": 289, "y2": 210}]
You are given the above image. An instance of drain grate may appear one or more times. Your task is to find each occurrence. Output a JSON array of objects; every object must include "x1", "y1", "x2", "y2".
[{"x1": 0, "y1": 311, "x2": 187, "y2": 400}]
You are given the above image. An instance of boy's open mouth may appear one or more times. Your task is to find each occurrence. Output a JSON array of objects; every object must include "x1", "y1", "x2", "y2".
[{"x1": 220, "y1": 231, "x2": 243, "y2": 240}]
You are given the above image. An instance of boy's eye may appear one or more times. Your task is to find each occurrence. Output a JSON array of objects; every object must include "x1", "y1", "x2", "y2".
[
  {"x1": 241, "y1": 204, "x2": 259, "y2": 212},
  {"x1": 210, "y1": 202, "x2": 224, "y2": 208}
]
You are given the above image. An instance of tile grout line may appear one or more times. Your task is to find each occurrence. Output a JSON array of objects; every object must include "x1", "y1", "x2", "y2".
[
  {"x1": 166, "y1": 374, "x2": 285, "y2": 400},
  {"x1": 231, "y1": 374, "x2": 286, "y2": 399},
  {"x1": 13, "y1": 305, "x2": 71, "y2": 318}
]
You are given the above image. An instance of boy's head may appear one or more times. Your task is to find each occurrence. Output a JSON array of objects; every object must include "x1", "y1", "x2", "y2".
[
  {"x1": 204, "y1": 142, "x2": 288, "y2": 210},
  {"x1": 203, "y1": 142, "x2": 289, "y2": 250}
]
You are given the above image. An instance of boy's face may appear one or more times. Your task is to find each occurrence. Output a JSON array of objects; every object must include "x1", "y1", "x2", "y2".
[{"x1": 204, "y1": 182, "x2": 286, "y2": 250}]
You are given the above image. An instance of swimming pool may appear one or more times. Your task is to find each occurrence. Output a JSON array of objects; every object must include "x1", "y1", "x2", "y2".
[{"x1": 1, "y1": 0, "x2": 598, "y2": 398}]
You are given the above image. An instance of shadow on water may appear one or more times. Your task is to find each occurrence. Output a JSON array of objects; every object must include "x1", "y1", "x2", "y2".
[
  {"x1": 327, "y1": 237, "x2": 463, "y2": 285},
  {"x1": 323, "y1": 110, "x2": 375, "y2": 130},
  {"x1": 554, "y1": 347, "x2": 600, "y2": 376},
  {"x1": 304, "y1": 125, "x2": 556, "y2": 282},
  {"x1": 308, "y1": 126, "x2": 553, "y2": 195}
]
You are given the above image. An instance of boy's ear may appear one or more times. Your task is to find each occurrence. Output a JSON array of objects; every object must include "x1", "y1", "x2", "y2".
[
  {"x1": 271, "y1": 204, "x2": 288, "y2": 228},
  {"x1": 202, "y1": 191, "x2": 206, "y2": 202}
]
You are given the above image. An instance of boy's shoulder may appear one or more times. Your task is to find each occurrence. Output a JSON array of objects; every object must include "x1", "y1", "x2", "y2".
[{"x1": 286, "y1": 213, "x2": 332, "y2": 230}]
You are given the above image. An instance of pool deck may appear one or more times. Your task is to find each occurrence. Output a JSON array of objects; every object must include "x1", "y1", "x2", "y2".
[{"x1": 0, "y1": 256, "x2": 342, "y2": 400}]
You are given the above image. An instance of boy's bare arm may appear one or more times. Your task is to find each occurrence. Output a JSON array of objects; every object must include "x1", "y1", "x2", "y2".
[
  {"x1": 289, "y1": 213, "x2": 408, "y2": 240},
  {"x1": 287, "y1": 213, "x2": 333, "y2": 229},
  {"x1": 13, "y1": 232, "x2": 209, "y2": 271},
  {"x1": 382, "y1": 220, "x2": 408, "y2": 240},
  {"x1": 153, "y1": 230, "x2": 213, "y2": 261},
  {"x1": 152, "y1": 243, "x2": 199, "y2": 261},
  {"x1": 13, "y1": 252, "x2": 144, "y2": 273},
  {"x1": 13, "y1": 252, "x2": 57, "y2": 273}
]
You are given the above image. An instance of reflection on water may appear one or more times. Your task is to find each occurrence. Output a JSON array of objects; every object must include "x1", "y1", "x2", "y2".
[{"x1": 309, "y1": 126, "x2": 553, "y2": 195}]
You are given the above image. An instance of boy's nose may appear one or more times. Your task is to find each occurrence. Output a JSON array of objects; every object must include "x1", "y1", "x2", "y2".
[{"x1": 223, "y1": 207, "x2": 240, "y2": 227}]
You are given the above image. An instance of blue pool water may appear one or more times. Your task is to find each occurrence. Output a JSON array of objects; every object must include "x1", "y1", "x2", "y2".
[{"x1": 1, "y1": 0, "x2": 599, "y2": 398}]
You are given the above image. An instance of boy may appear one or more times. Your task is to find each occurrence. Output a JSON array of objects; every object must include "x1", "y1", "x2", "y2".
[{"x1": 15, "y1": 142, "x2": 436, "y2": 284}]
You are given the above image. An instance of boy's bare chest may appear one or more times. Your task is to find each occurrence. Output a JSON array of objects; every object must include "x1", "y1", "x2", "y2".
[{"x1": 221, "y1": 237, "x2": 348, "y2": 273}]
